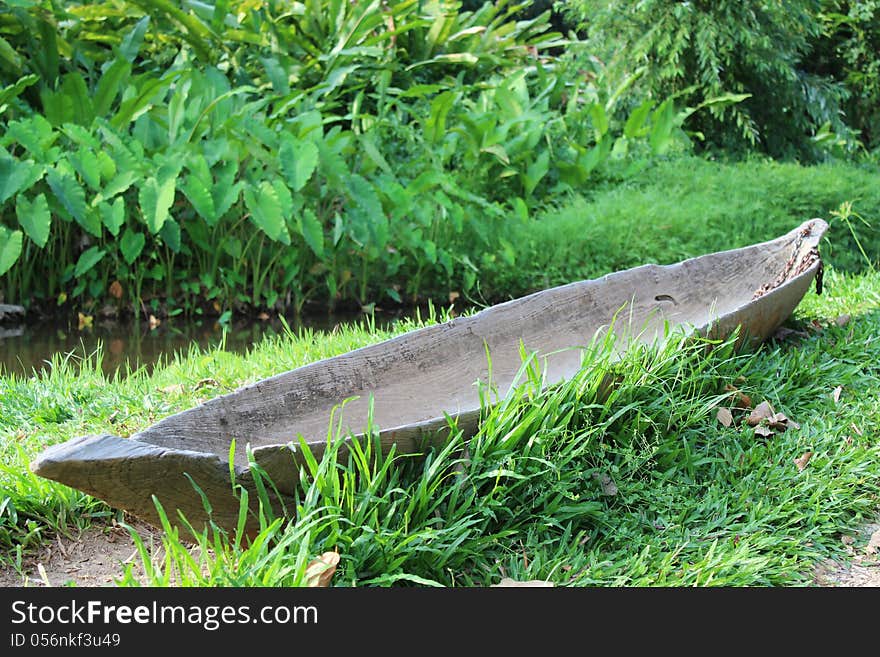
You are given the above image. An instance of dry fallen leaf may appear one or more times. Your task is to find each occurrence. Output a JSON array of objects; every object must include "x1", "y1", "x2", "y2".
[
  {"x1": 835, "y1": 314, "x2": 851, "y2": 327},
  {"x1": 77, "y1": 312, "x2": 93, "y2": 330},
  {"x1": 305, "y1": 551, "x2": 340, "y2": 587},
  {"x1": 724, "y1": 384, "x2": 753, "y2": 410},
  {"x1": 754, "y1": 425, "x2": 774, "y2": 438},
  {"x1": 867, "y1": 529, "x2": 880, "y2": 556},
  {"x1": 841, "y1": 535, "x2": 855, "y2": 546},
  {"x1": 769, "y1": 412, "x2": 798, "y2": 431},
  {"x1": 159, "y1": 384, "x2": 185, "y2": 395},
  {"x1": 716, "y1": 407, "x2": 734, "y2": 427},
  {"x1": 831, "y1": 386, "x2": 843, "y2": 404},
  {"x1": 257, "y1": 312, "x2": 270, "y2": 321},
  {"x1": 747, "y1": 401, "x2": 775, "y2": 426},
  {"x1": 794, "y1": 451, "x2": 813, "y2": 471},
  {"x1": 492, "y1": 578, "x2": 554, "y2": 587},
  {"x1": 109, "y1": 280, "x2": 123, "y2": 299},
  {"x1": 148, "y1": 314, "x2": 161, "y2": 330}
]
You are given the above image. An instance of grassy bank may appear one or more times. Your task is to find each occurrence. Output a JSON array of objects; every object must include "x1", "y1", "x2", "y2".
[
  {"x1": 1, "y1": 266, "x2": 878, "y2": 586},
  {"x1": 483, "y1": 157, "x2": 880, "y2": 300}
]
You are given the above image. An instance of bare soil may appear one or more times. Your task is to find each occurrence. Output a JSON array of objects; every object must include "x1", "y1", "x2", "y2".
[
  {"x1": 2, "y1": 518, "x2": 878, "y2": 587},
  {"x1": 812, "y1": 519, "x2": 880, "y2": 587},
  {"x1": 0, "y1": 520, "x2": 161, "y2": 588}
]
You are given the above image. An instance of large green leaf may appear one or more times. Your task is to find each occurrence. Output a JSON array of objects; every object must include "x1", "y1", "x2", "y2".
[
  {"x1": 0, "y1": 228, "x2": 23, "y2": 277},
  {"x1": 69, "y1": 147, "x2": 101, "y2": 191},
  {"x1": 0, "y1": 157, "x2": 41, "y2": 205},
  {"x1": 298, "y1": 209, "x2": 324, "y2": 258},
  {"x1": 61, "y1": 73, "x2": 95, "y2": 126},
  {"x1": 120, "y1": 228, "x2": 145, "y2": 265},
  {"x1": 111, "y1": 76, "x2": 172, "y2": 129},
  {"x1": 73, "y1": 246, "x2": 106, "y2": 278},
  {"x1": 46, "y1": 168, "x2": 90, "y2": 227},
  {"x1": 279, "y1": 134, "x2": 319, "y2": 192},
  {"x1": 120, "y1": 16, "x2": 150, "y2": 63},
  {"x1": 589, "y1": 102, "x2": 609, "y2": 140},
  {"x1": 15, "y1": 193, "x2": 51, "y2": 248},
  {"x1": 99, "y1": 198, "x2": 126, "y2": 236},
  {"x1": 94, "y1": 58, "x2": 132, "y2": 118},
  {"x1": 623, "y1": 99, "x2": 654, "y2": 139},
  {"x1": 425, "y1": 91, "x2": 457, "y2": 145},
  {"x1": 650, "y1": 99, "x2": 677, "y2": 155},
  {"x1": 159, "y1": 218, "x2": 181, "y2": 253},
  {"x1": 0, "y1": 74, "x2": 38, "y2": 108},
  {"x1": 243, "y1": 181, "x2": 288, "y2": 243},
  {"x1": 180, "y1": 174, "x2": 216, "y2": 224},
  {"x1": 95, "y1": 170, "x2": 139, "y2": 205},
  {"x1": 139, "y1": 171, "x2": 178, "y2": 234}
]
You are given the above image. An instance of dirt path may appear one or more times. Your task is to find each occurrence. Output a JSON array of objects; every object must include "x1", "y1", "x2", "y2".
[
  {"x1": 813, "y1": 519, "x2": 880, "y2": 587},
  {"x1": 2, "y1": 517, "x2": 878, "y2": 587},
  {"x1": 0, "y1": 520, "x2": 161, "y2": 587}
]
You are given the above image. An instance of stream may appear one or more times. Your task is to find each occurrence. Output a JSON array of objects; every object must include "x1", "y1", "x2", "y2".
[{"x1": 0, "y1": 311, "x2": 397, "y2": 377}]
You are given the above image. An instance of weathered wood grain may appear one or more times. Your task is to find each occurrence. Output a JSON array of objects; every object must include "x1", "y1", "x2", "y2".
[{"x1": 30, "y1": 219, "x2": 828, "y2": 534}]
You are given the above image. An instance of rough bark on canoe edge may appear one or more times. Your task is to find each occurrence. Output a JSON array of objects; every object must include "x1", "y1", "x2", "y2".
[{"x1": 29, "y1": 219, "x2": 829, "y2": 534}]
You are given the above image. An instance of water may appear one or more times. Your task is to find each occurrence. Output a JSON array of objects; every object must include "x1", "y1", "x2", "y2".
[{"x1": 0, "y1": 311, "x2": 398, "y2": 377}]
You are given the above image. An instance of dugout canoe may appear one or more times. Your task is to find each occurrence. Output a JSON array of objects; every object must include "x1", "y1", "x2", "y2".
[{"x1": 31, "y1": 219, "x2": 828, "y2": 533}]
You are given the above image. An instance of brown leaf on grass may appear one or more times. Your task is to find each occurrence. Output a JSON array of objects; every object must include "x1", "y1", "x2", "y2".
[
  {"x1": 747, "y1": 401, "x2": 775, "y2": 426},
  {"x1": 109, "y1": 280, "x2": 123, "y2": 299},
  {"x1": 832, "y1": 386, "x2": 843, "y2": 404},
  {"x1": 754, "y1": 425, "x2": 774, "y2": 438},
  {"x1": 724, "y1": 384, "x2": 753, "y2": 409},
  {"x1": 866, "y1": 529, "x2": 880, "y2": 555},
  {"x1": 716, "y1": 407, "x2": 734, "y2": 427},
  {"x1": 305, "y1": 551, "x2": 340, "y2": 587},
  {"x1": 841, "y1": 535, "x2": 855, "y2": 546},
  {"x1": 592, "y1": 471, "x2": 618, "y2": 496},
  {"x1": 835, "y1": 314, "x2": 851, "y2": 327},
  {"x1": 492, "y1": 578, "x2": 554, "y2": 587},
  {"x1": 159, "y1": 384, "x2": 185, "y2": 395},
  {"x1": 794, "y1": 451, "x2": 813, "y2": 471},
  {"x1": 769, "y1": 412, "x2": 798, "y2": 431}
]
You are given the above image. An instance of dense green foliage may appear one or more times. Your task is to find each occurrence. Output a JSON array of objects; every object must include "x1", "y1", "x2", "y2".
[
  {"x1": 1, "y1": 0, "x2": 710, "y2": 317},
  {"x1": 564, "y1": 0, "x2": 880, "y2": 158},
  {"x1": 814, "y1": 0, "x2": 880, "y2": 149},
  {"x1": 2, "y1": 269, "x2": 878, "y2": 585}
]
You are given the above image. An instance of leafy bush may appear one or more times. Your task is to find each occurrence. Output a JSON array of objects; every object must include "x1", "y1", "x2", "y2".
[
  {"x1": 563, "y1": 0, "x2": 855, "y2": 160},
  {"x1": 812, "y1": 0, "x2": 880, "y2": 151},
  {"x1": 3, "y1": 2, "x2": 711, "y2": 317}
]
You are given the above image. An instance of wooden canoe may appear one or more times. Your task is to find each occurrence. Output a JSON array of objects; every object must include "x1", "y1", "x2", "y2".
[{"x1": 31, "y1": 219, "x2": 828, "y2": 533}]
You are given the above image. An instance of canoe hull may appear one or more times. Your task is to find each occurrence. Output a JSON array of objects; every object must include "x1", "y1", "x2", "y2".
[{"x1": 31, "y1": 219, "x2": 828, "y2": 533}]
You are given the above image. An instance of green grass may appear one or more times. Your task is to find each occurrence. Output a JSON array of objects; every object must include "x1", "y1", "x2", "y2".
[
  {"x1": 480, "y1": 157, "x2": 880, "y2": 301},
  {"x1": 1, "y1": 266, "x2": 878, "y2": 586}
]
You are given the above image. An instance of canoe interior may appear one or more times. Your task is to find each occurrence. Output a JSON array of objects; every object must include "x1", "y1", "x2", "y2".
[
  {"x1": 137, "y1": 219, "x2": 826, "y2": 464},
  {"x1": 30, "y1": 219, "x2": 828, "y2": 531}
]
